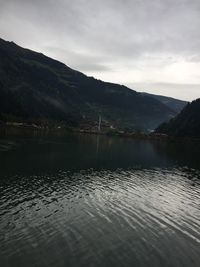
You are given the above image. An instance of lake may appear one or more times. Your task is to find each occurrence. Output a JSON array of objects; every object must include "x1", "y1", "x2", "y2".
[{"x1": 0, "y1": 132, "x2": 200, "y2": 267}]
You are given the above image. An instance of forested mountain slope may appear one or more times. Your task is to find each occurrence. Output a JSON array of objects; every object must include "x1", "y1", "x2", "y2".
[{"x1": 0, "y1": 38, "x2": 176, "y2": 131}]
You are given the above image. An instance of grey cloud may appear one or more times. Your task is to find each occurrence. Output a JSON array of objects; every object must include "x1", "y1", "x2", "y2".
[
  {"x1": 0, "y1": 0, "x2": 200, "y2": 99},
  {"x1": 1, "y1": 0, "x2": 200, "y2": 58},
  {"x1": 43, "y1": 46, "x2": 112, "y2": 72},
  {"x1": 127, "y1": 82, "x2": 200, "y2": 101}
]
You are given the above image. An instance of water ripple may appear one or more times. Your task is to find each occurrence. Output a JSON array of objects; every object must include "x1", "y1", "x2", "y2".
[{"x1": 0, "y1": 167, "x2": 200, "y2": 267}]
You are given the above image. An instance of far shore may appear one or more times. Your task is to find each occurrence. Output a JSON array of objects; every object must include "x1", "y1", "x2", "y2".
[{"x1": 0, "y1": 122, "x2": 200, "y2": 143}]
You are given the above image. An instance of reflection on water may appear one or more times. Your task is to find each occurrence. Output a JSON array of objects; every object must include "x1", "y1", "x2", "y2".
[{"x1": 0, "y1": 132, "x2": 200, "y2": 267}]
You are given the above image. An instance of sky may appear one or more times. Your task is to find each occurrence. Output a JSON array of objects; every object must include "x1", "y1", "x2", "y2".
[{"x1": 0, "y1": 0, "x2": 200, "y2": 101}]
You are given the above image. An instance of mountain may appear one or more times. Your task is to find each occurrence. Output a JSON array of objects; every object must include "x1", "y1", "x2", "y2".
[
  {"x1": 141, "y1": 93, "x2": 187, "y2": 113},
  {"x1": 0, "y1": 38, "x2": 177, "y2": 131},
  {"x1": 156, "y1": 99, "x2": 200, "y2": 138}
]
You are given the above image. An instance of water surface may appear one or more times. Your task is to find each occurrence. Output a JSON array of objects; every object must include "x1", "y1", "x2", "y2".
[{"x1": 0, "y1": 133, "x2": 200, "y2": 267}]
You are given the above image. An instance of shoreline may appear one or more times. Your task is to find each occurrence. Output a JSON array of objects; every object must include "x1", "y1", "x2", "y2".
[{"x1": 0, "y1": 123, "x2": 200, "y2": 143}]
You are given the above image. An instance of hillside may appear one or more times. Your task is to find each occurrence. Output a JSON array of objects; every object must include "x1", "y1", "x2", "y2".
[
  {"x1": 156, "y1": 99, "x2": 200, "y2": 138},
  {"x1": 141, "y1": 93, "x2": 187, "y2": 113},
  {"x1": 0, "y1": 38, "x2": 176, "y2": 131}
]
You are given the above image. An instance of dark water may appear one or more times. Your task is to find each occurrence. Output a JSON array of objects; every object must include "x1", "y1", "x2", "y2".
[{"x1": 0, "y1": 132, "x2": 200, "y2": 267}]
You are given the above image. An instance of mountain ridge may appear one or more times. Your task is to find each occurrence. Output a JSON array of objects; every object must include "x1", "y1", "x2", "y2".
[
  {"x1": 141, "y1": 92, "x2": 187, "y2": 113},
  {"x1": 156, "y1": 98, "x2": 200, "y2": 138},
  {"x1": 0, "y1": 38, "x2": 180, "y2": 131}
]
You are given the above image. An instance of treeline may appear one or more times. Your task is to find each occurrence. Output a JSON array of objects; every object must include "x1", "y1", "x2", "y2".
[{"x1": 156, "y1": 99, "x2": 200, "y2": 138}]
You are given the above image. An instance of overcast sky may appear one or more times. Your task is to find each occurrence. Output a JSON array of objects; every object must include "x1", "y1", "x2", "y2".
[{"x1": 0, "y1": 0, "x2": 200, "y2": 100}]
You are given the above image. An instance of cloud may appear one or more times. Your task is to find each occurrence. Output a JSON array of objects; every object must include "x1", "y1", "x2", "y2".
[
  {"x1": 127, "y1": 82, "x2": 200, "y2": 101},
  {"x1": 0, "y1": 0, "x2": 200, "y2": 100},
  {"x1": 43, "y1": 46, "x2": 112, "y2": 72}
]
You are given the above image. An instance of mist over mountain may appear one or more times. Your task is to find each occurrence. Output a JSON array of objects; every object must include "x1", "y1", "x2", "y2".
[
  {"x1": 156, "y1": 98, "x2": 200, "y2": 138},
  {"x1": 141, "y1": 93, "x2": 187, "y2": 114},
  {"x1": 0, "y1": 38, "x2": 182, "y2": 131}
]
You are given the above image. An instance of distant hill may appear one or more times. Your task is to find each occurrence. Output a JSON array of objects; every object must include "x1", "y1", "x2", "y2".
[
  {"x1": 141, "y1": 93, "x2": 187, "y2": 113},
  {"x1": 156, "y1": 99, "x2": 200, "y2": 138},
  {"x1": 0, "y1": 38, "x2": 178, "y2": 131}
]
